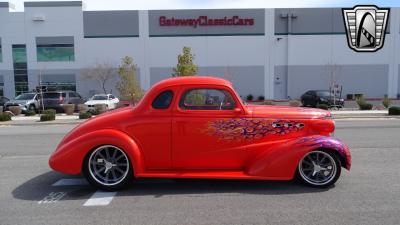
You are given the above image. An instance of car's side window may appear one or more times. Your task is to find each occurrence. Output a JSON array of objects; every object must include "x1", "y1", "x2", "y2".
[
  {"x1": 152, "y1": 90, "x2": 174, "y2": 109},
  {"x1": 179, "y1": 88, "x2": 236, "y2": 110}
]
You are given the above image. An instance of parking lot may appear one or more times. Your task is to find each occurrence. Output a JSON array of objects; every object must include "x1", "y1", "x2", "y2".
[{"x1": 0, "y1": 119, "x2": 399, "y2": 225}]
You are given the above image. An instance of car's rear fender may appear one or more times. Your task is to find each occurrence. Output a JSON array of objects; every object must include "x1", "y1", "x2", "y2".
[
  {"x1": 49, "y1": 129, "x2": 145, "y2": 176},
  {"x1": 245, "y1": 135, "x2": 351, "y2": 179}
]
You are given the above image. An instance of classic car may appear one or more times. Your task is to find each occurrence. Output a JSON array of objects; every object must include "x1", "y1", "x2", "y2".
[{"x1": 49, "y1": 76, "x2": 351, "y2": 191}]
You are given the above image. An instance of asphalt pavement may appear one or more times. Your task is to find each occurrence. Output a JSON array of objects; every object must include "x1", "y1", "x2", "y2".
[{"x1": 0, "y1": 119, "x2": 399, "y2": 225}]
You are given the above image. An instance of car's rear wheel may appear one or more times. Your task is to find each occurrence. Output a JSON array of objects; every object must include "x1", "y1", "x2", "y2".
[
  {"x1": 297, "y1": 150, "x2": 341, "y2": 188},
  {"x1": 83, "y1": 145, "x2": 133, "y2": 191}
]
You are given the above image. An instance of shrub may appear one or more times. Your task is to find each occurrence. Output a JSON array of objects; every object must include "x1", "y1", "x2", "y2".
[
  {"x1": 389, "y1": 106, "x2": 400, "y2": 115},
  {"x1": 382, "y1": 96, "x2": 391, "y2": 108},
  {"x1": 246, "y1": 94, "x2": 254, "y2": 101},
  {"x1": 40, "y1": 109, "x2": 56, "y2": 121},
  {"x1": 24, "y1": 110, "x2": 36, "y2": 116},
  {"x1": 9, "y1": 106, "x2": 22, "y2": 116},
  {"x1": 61, "y1": 104, "x2": 75, "y2": 115},
  {"x1": 43, "y1": 109, "x2": 56, "y2": 115},
  {"x1": 360, "y1": 103, "x2": 373, "y2": 110},
  {"x1": 356, "y1": 97, "x2": 373, "y2": 110},
  {"x1": 40, "y1": 113, "x2": 55, "y2": 121},
  {"x1": 0, "y1": 114, "x2": 11, "y2": 122},
  {"x1": 289, "y1": 100, "x2": 301, "y2": 107},
  {"x1": 257, "y1": 95, "x2": 265, "y2": 101},
  {"x1": 317, "y1": 104, "x2": 329, "y2": 110},
  {"x1": 79, "y1": 112, "x2": 92, "y2": 119}
]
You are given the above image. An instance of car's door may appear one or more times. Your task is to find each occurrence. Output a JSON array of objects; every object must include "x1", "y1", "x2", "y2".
[
  {"x1": 172, "y1": 86, "x2": 248, "y2": 170},
  {"x1": 126, "y1": 89, "x2": 174, "y2": 169}
]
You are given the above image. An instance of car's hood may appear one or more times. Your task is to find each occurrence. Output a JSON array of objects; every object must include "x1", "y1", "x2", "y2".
[
  {"x1": 246, "y1": 104, "x2": 331, "y2": 119},
  {"x1": 6, "y1": 100, "x2": 29, "y2": 105},
  {"x1": 85, "y1": 100, "x2": 110, "y2": 105}
]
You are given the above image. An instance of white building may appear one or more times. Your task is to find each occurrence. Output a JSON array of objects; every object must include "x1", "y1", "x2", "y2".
[{"x1": 0, "y1": 1, "x2": 399, "y2": 100}]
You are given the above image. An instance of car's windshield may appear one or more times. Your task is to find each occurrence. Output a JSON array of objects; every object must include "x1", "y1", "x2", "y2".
[
  {"x1": 92, "y1": 95, "x2": 108, "y2": 100},
  {"x1": 15, "y1": 93, "x2": 35, "y2": 100},
  {"x1": 316, "y1": 91, "x2": 333, "y2": 97}
]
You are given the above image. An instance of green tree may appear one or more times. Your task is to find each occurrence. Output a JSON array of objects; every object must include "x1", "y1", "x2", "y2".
[
  {"x1": 116, "y1": 56, "x2": 144, "y2": 103},
  {"x1": 172, "y1": 47, "x2": 198, "y2": 77}
]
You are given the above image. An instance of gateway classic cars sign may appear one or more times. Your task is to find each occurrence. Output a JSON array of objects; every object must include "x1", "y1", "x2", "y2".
[
  {"x1": 159, "y1": 15, "x2": 255, "y2": 27},
  {"x1": 149, "y1": 9, "x2": 265, "y2": 36}
]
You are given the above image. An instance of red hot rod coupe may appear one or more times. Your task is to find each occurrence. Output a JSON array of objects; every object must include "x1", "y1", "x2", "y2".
[{"x1": 49, "y1": 76, "x2": 351, "y2": 191}]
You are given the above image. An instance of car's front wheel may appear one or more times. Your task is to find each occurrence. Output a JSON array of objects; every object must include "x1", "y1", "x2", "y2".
[
  {"x1": 297, "y1": 150, "x2": 341, "y2": 188},
  {"x1": 83, "y1": 145, "x2": 133, "y2": 191}
]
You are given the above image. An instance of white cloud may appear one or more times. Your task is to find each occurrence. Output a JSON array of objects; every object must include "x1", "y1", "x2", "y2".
[{"x1": 9, "y1": 0, "x2": 350, "y2": 11}]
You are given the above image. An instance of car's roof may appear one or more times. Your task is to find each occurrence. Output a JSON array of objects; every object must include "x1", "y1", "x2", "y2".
[{"x1": 153, "y1": 76, "x2": 232, "y2": 88}]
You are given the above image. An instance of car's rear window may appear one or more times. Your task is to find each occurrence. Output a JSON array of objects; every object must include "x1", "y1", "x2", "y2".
[{"x1": 43, "y1": 93, "x2": 65, "y2": 98}]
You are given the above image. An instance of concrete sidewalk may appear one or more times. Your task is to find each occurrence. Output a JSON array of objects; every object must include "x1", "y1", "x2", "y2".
[{"x1": 0, "y1": 114, "x2": 84, "y2": 126}]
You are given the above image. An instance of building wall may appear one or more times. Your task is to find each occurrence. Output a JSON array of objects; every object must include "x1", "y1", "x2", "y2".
[{"x1": 0, "y1": 1, "x2": 399, "y2": 99}]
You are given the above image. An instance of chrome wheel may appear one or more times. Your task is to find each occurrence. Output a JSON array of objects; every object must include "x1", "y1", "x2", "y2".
[
  {"x1": 88, "y1": 145, "x2": 130, "y2": 186},
  {"x1": 298, "y1": 150, "x2": 337, "y2": 186}
]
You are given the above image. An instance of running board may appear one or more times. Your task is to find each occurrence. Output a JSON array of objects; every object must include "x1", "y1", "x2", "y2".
[{"x1": 136, "y1": 170, "x2": 290, "y2": 180}]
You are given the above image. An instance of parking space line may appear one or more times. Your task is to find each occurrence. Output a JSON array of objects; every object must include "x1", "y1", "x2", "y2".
[
  {"x1": 52, "y1": 178, "x2": 89, "y2": 186},
  {"x1": 83, "y1": 191, "x2": 117, "y2": 206}
]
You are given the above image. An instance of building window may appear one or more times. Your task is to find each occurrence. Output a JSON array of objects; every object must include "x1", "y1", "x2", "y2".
[
  {"x1": 0, "y1": 43, "x2": 2, "y2": 62},
  {"x1": 12, "y1": 45, "x2": 29, "y2": 96},
  {"x1": 41, "y1": 74, "x2": 76, "y2": 91},
  {"x1": 37, "y1": 44, "x2": 75, "y2": 62}
]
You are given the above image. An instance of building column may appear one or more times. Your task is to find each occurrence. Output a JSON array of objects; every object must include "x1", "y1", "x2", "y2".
[
  {"x1": 265, "y1": 9, "x2": 275, "y2": 99},
  {"x1": 138, "y1": 10, "x2": 151, "y2": 90},
  {"x1": 389, "y1": 8, "x2": 400, "y2": 98}
]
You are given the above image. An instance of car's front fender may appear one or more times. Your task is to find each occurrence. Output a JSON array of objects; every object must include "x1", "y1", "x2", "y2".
[
  {"x1": 49, "y1": 129, "x2": 145, "y2": 176},
  {"x1": 245, "y1": 135, "x2": 351, "y2": 179}
]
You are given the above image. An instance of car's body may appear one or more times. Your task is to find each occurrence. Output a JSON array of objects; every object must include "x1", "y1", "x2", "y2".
[
  {"x1": 301, "y1": 90, "x2": 344, "y2": 108},
  {"x1": 4, "y1": 93, "x2": 40, "y2": 112},
  {"x1": 42, "y1": 91, "x2": 84, "y2": 112},
  {"x1": 85, "y1": 94, "x2": 119, "y2": 110},
  {"x1": 50, "y1": 76, "x2": 351, "y2": 190},
  {"x1": 0, "y1": 96, "x2": 10, "y2": 110}
]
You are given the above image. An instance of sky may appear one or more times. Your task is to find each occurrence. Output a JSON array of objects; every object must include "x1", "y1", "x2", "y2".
[{"x1": 7, "y1": 0, "x2": 400, "y2": 11}]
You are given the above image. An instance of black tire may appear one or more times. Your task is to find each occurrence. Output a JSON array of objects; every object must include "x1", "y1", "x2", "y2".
[
  {"x1": 28, "y1": 104, "x2": 36, "y2": 112},
  {"x1": 296, "y1": 149, "x2": 341, "y2": 188},
  {"x1": 82, "y1": 145, "x2": 133, "y2": 191}
]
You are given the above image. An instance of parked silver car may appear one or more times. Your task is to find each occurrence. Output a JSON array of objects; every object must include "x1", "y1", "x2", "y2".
[{"x1": 4, "y1": 93, "x2": 41, "y2": 112}]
